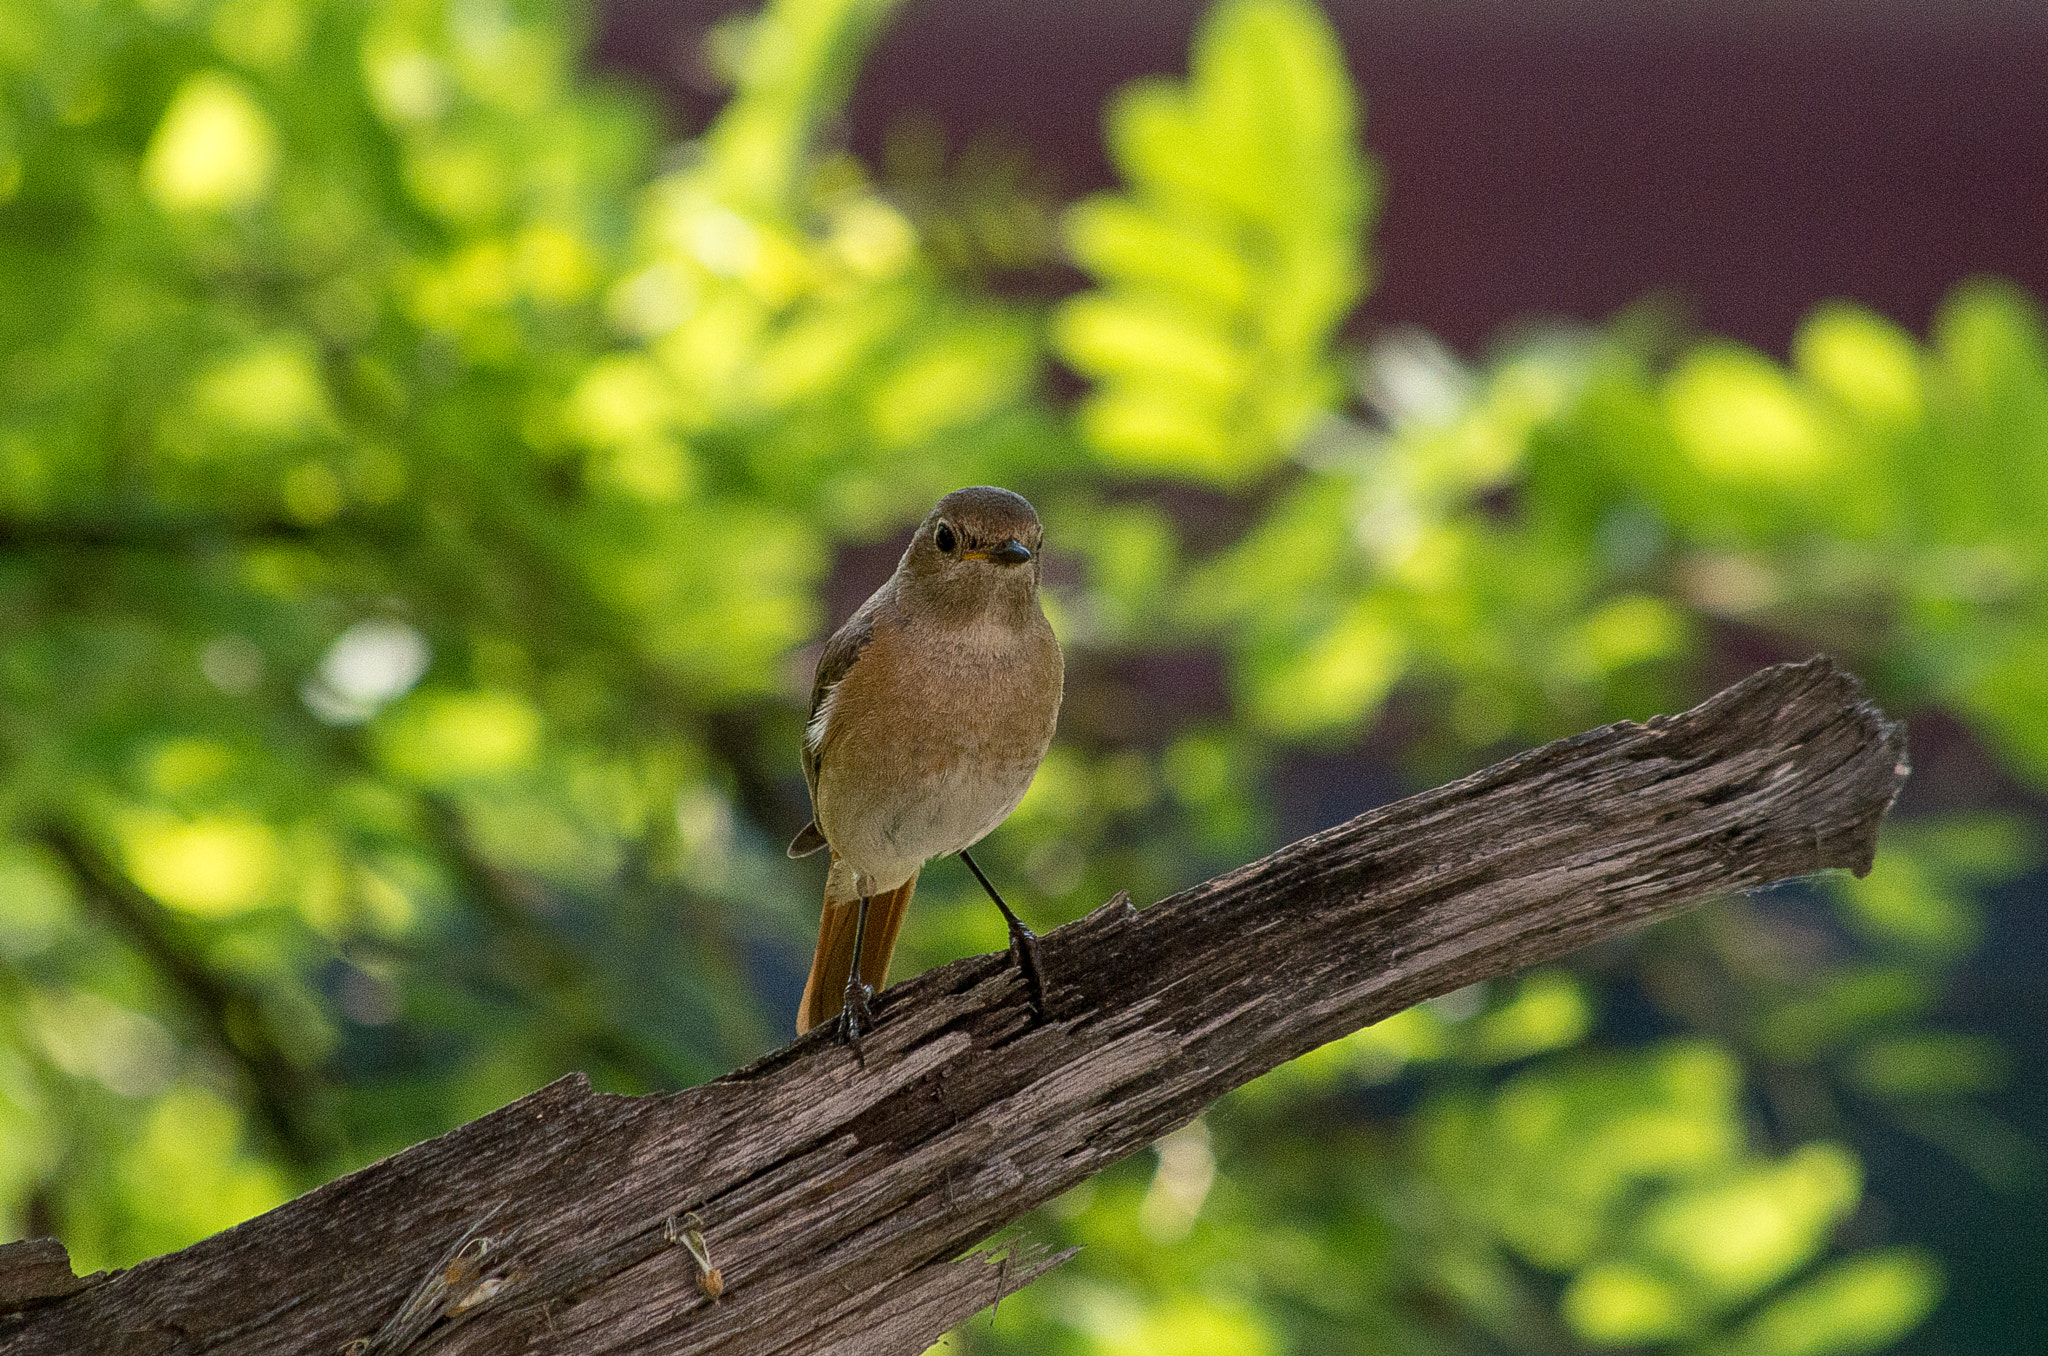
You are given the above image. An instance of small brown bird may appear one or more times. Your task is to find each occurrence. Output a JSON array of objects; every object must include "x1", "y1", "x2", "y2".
[{"x1": 788, "y1": 486, "x2": 1064, "y2": 1038}]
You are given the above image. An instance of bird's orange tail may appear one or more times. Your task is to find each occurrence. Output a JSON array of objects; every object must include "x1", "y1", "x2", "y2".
[{"x1": 796, "y1": 856, "x2": 918, "y2": 1034}]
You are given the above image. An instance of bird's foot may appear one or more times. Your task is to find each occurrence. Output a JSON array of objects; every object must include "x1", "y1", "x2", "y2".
[
  {"x1": 1006, "y1": 919, "x2": 1047, "y2": 1018},
  {"x1": 834, "y1": 978, "x2": 875, "y2": 1045},
  {"x1": 958, "y1": 849, "x2": 1049, "y2": 1020}
]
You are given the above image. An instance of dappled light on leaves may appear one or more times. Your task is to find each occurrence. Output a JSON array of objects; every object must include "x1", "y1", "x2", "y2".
[
  {"x1": 1666, "y1": 345, "x2": 1846, "y2": 487},
  {"x1": 373, "y1": 691, "x2": 542, "y2": 786},
  {"x1": 1562, "y1": 1263, "x2": 1693, "y2": 1345},
  {"x1": 1725, "y1": 1250, "x2": 1942, "y2": 1356},
  {"x1": 119, "y1": 815, "x2": 282, "y2": 916},
  {"x1": 143, "y1": 73, "x2": 280, "y2": 213}
]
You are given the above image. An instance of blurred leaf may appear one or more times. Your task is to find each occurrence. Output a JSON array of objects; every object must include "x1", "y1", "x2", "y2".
[
  {"x1": 1562, "y1": 1261, "x2": 1695, "y2": 1345},
  {"x1": 1666, "y1": 345, "x2": 1845, "y2": 486},
  {"x1": 143, "y1": 72, "x2": 280, "y2": 213},
  {"x1": 1793, "y1": 303, "x2": 1925, "y2": 430},
  {"x1": 1754, "y1": 966, "x2": 1931, "y2": 1064},
  {"x1": 104, "y1": 1086, "x2": 292, "y2": 1273},
  {"x1": 0, "y1": 845, "x2": 75, "y2": 959},
  {"x1": 119, "y1": 813, "x2": 283, "y2": 917},
  {"x1": 374, "y1": 691, "x2": 542, "y2": 787},
  {"x1": 1469, "y1": 971, "x2": 1592, "y2": 1065},
  {"x1": 1419, "y1": 1041, "x2": 1746, "y2": 1272},
  {"x1": 1886, "y1": 1103, "x2": 2041, "y2": 1194},
  {"x1": 1834, "y1": 815, "x2": 2031, "y2": 958},
  {"x1": 1634, "y1": 1143, "x2": 1861, "y2": 1304},
  {"x1": 1710, "y1": 1249, "x2": 1942, "y2": 1356},
  {"x1": 1845, "y1": 1033, "x2": 2009, "y2": 1100}
]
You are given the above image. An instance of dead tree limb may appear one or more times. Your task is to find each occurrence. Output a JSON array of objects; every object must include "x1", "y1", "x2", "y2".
[{"x1": 0, "y1": 657, "x2": 1908, "y2": 1356}]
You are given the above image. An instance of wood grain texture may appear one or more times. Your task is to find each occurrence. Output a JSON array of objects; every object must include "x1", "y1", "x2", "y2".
[
  {"x1": 0, "y1": 657, "x2": 1907, "y2": 1356},
  {"x1": 0, "y1": 1240, "x2": 104, "y2": 1315}
]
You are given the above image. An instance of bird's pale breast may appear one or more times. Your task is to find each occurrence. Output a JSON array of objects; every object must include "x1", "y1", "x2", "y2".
[{"x1": 813, "y1": 608, "x2": 1062, "y2": 896}]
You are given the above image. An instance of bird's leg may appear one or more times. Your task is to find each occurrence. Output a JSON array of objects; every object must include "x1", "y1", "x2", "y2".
[
  {"x1": 959, "y1": 849, "x2": 1046, "y2": 1016},
  {"x1": 836, "y1": 894, "x2": 876, "y2": 1044}
]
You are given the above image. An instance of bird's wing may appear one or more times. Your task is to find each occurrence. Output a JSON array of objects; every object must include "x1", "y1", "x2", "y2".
[
  {"x1": 801, "y1": 603, "x2": 878, "y2": 806},
  {"x1": 788, "y1": 601, "x2": 881, "y2": 859}
]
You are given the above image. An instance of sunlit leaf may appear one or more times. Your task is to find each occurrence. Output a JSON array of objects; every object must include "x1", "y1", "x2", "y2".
[
  {"x1": 1562, "y1": 1261, "x2": 1696, "y2": 1345},
  {"x1": 374, "y1": 691, "x2": 543, "y2": 786},
  {"x1": 143, "y1": 72, "x2": 280, "y2": 213},
  {"x1": 120, "y1": 814, "x2": 283, "y2": 916},
  {"x1": 1470, "y1": 972, "x2": 1592, "y2": 1065},
  {"x1": 1665, "y1": 345, "x2": 1845, "y2": 487},
  {"x1": 1635, "y1": 1144, "x2": 1861, "y2": 1303},
  {"x1": 1244, "y1": 597, "x2": 1407, "y2": 736},
  {"x1": 1793, "y1": 303, "x2": 1925, "y2": 429},
  {"x1": 1712, "y1": 1249, "x2": 1941, "y2": 1356}
]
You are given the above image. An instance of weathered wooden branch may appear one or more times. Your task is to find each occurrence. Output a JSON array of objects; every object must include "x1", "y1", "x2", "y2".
[{"x1": 0, "y1": 658, "x2": 1907, "y2": 1356}]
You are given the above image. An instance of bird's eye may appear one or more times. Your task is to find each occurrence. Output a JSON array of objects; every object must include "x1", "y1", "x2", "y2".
[{"x1": 935, "y1": 522, "x2": 957, "y2": 553}]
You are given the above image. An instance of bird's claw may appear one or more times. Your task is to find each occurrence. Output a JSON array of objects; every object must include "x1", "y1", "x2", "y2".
[
  {"x1": 835, "y1": 978, "x2": 875, "y2": 1045},
  {"x1": 1007, "y1": 920, "x2": 1047, "y2": 1018}
]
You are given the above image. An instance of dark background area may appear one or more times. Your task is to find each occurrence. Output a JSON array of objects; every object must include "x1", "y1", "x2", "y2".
[{"x1": 597, "y1": 0, "x2": 2048, "y2": 356}]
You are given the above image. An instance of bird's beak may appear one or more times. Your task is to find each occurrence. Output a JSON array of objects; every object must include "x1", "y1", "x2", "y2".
[{"x1": 962, "y1": 539, "x2": 1034, "y2": 566}]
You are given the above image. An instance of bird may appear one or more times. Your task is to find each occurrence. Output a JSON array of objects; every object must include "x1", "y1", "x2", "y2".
[{"x1": 788, "y1": 486, "x2": 1064, "y2": 1039}]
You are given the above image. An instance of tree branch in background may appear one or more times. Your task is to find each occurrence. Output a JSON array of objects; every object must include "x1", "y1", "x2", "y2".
[
  {"x1": 35, "y1": 823, "x2": 330, "y2": 1168},
  {"x1": 0, "y1": 514, "x2": 364, "y2": 552},
  {"x1": 1, "y1": 658, "x2": 1907, "y2": 1356},
  {"x1": 417, "y1": 795, "x2": 680, "y2": 1092}
]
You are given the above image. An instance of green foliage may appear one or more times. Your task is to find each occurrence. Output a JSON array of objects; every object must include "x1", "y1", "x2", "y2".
[
  {"x1": 0, "y1": 1, "x2": 2035, "y2": 1354},
  {"x1": 1054, "y1": 0, "x2": 1374, "y2": 485}
]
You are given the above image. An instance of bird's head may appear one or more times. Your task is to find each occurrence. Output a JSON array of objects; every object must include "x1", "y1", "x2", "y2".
[{"x1": 900, "y1": 485, "x2": 1046, "y2": 617}]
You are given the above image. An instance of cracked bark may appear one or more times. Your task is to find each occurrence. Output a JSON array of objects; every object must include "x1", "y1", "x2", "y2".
[{"x1": 0, "y1": 657, "x2": 1908, "y2": 1356}]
